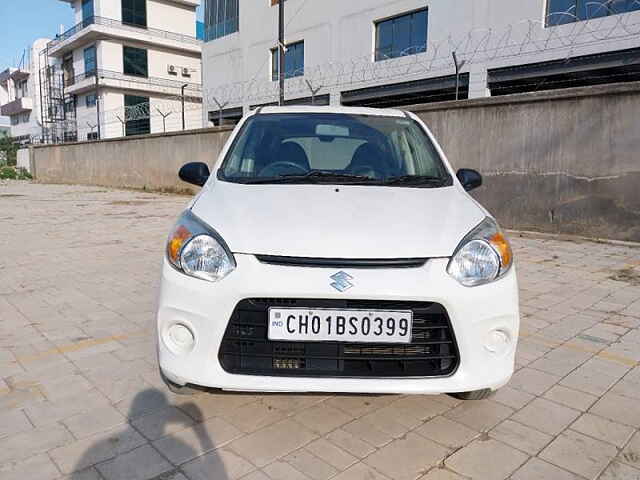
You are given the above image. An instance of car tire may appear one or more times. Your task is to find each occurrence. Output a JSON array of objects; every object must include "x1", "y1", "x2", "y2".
[
  {"x1": 160, "y1": 369, "x2": 201, "y2": 396},
  {"x1": 447, "y1": 388, "x2": 494, "y2": 400}
]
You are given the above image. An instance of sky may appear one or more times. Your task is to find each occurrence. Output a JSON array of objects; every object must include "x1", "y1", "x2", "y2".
[{"x1": 0, "y1": 0, "x2": 204, "y2": 70}]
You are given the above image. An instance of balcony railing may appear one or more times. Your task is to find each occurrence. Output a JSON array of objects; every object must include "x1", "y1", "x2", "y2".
[
  {"x1": 48, "y1": 16, "x2": 201, "y2": 50},
  {"x1": 68, "y1": 69, "x2": 202, "y2": 94}
]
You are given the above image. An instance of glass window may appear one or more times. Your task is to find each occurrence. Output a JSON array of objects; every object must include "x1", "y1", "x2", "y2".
[
  {"x1": 205, "y1": 0, "x2": 239, "y2": 41},
  {"x1": 375, "y1": 8, "x2": 428, "y2": 61},
  {"x1": 271, "y1": 41, "x2": 304, "y2": 81},
  {"x1": 82, "y1": 0, "x2": 94, "y2": 23},
  {"x1": 547, "y1": 0, "x2": 640, "y2": 26},
  {"x1": 122, "y1": 0, "x2": 147, "y2": 28},
  {"x1": 86, "y1": 93, "x2": 97, "y2": 107},
  {"x1": 124, "y1": 95, "x2": 150, "y2": 136},
  {"x1": 123, "y1": 46, "x2": 148, "y2": 77},
  {"x1": 219, "y1": 113, "x2": 451, "y2": 187},
  {"x1": 10, "y1": 116, "x2": 19, "y2": 126},
  {"x1": 87, "y1": 131, "x2": 98, "y2": 140},
  {"x1": 84, "y1": 46, "x2": 97, "y2": 76}
]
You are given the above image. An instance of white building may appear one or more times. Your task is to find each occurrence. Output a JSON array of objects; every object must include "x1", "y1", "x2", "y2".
[
  {"x1": 44, "y1": 0, "x2": 203, "y2": 141},
  {"x1": 0, "y1": 39, "x2": 53, "y2": 144},
  {"x1": 201, "y1": 0, "x2": 640, "y2": 123}
]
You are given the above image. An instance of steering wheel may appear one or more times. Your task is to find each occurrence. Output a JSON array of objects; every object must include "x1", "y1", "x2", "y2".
[
  {"x1": 350, "y1": 165, "x2": 385, "y2": 180},
  {"x1": 259, "y1": 161, "x2": 308, "y2": 178}
]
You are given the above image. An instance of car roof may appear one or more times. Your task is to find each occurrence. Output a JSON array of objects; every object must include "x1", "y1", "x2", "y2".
[{"x1": 256, "y1": 105, "x2": 407, "y2": 118}]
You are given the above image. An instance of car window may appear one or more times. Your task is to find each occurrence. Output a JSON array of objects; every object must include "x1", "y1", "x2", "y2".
[
  {"x1": 219, "y1": 113, "x2": 451, "y2": 186},
  {"x1": 284, "y1": 138, "x2": 367, "y2": 170}
]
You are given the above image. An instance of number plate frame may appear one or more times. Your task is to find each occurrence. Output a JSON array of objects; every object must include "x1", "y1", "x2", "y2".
[{"x1": 267, "y1": 307, "x2": 413, "y2": 344}]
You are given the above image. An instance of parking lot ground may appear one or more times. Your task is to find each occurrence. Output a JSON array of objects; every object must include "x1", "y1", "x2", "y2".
[{"x1": 1, "y1": 181, "x2": 640, "y2": 480}]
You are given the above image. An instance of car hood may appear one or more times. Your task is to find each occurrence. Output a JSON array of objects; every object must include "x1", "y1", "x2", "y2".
[{"x1": 191, "y1": 182, "x2": 486, "y2": 258}]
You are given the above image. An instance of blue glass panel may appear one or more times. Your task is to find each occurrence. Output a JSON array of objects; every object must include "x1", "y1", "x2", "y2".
[
  {"x1": 411, "y1": 9, "x2": 428, "y2": 54},
  {"x1": 547, "y1": 0, "x2": 578, "y2": 25}
]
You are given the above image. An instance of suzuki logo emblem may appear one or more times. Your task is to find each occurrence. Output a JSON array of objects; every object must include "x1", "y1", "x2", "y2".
[{"x1": 330, "y1": 271, "x2": 354, "y2": 292}]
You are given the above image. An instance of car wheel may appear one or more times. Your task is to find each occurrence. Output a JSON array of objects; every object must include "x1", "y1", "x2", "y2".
[
  {"x1": 160, "y1": 369, "x2": 201, "y2": 396},
  {"x1": 447, "y1": 388, "x2": 494, "y2": 400}
]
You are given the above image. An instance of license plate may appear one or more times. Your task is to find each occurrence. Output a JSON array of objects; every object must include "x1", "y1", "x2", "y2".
[{"x1": 268, "y1": 308, "x2": 413, "y2": 344}]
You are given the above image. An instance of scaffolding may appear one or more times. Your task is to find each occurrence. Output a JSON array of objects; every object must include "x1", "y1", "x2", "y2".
[{"x1": 38, "y1": 46, "x2": 77, "y2": 144}]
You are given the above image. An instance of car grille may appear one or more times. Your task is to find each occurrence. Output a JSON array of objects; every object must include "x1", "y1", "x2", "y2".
[{"x1": 218, "y1": 298, "x2": 459, "y2": 378}]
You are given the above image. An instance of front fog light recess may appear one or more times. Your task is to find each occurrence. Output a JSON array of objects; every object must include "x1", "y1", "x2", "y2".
[
  {"x1": 166, "y1": 323, "x2": 195, "y2": 354},
  {"x1": 485, "y1": 329, "x2": 511, "y2": 355}
]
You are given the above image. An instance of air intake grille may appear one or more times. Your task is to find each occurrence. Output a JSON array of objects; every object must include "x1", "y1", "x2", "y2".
[{"x1": 218, "y1": 299, "x2": 459, "y2": 378}]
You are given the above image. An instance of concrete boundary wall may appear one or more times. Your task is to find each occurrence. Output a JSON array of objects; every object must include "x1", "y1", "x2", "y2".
[
  {"x1": 32, "y1": 82, "x2": 640, "y2": 241},
  {"x1": 410, "y1": 82, "x2": 640, "y2": 242},
  {"x1": 32, "y1": 127, "x2": 234, "y2": 194}
]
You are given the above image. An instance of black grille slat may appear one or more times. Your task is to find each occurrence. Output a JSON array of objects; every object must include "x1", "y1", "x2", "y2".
[{"x1": 218, "y1": 299, "x2": 459, "y2": 378}]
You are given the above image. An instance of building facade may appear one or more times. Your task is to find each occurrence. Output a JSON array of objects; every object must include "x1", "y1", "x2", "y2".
[
  {"x1": 0, "y1": 39, "x2": 53, "y2": 144},
  {"x1": 43, "y1": 0, "x2": 203, "y2": 142},
  {"x1": 201, "y1": 0, "x2": 640, "y2": 123}
]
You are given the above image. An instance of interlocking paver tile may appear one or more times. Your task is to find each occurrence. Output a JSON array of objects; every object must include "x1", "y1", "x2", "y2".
[
  {"x1": 543, "y1": 384, "x2": 599, "y2": 411},
  {"x1": 152, "y1": 416, "x2": 243, "y2": 465},
  {"x1": 63, "y1": 404, "x2": 127, "y2": 439},
  {"x1": 489, "y1": 419, "x2": 553, "y2": 455},
  {"x1": 305, "y1": 438, "x2": 358, "y2": 471},
  {"x1": 0, "y1": 453, "x2": 61, "y2": 480},
  {"x1": 414, "y1": 416, "x2": 478, "y2": 449},
  {"x1": 181, "y1": 448, "x2": 255, "y2": 480},
  {"x1": 95, "y1": 444, "x2": 173, "y2": 480},
  {"x1": 599, "y1": 461, "x2": 640, "y2": 480},
  {"x1": 364, "y1": 432, "x2": 449, "y2": 480},
  {"x1": 131, "y1": 406, "x2": 195, "y2": 440},
  {"x1": 444, "y1": 400, "x2": 514, "y2": 431},
  {"x1": 417, "y1": 468, "x2": 467, "y2": 480},
  {"x1": 3, "y1": 183, "x2": 640, "y2": 480},
  {"x1": 619, "y1": 431, "x2": 640, "y2": 470},
  {"x1": 511, "y1": 397, "x2": 581, "y2": 435},
  {"x1": 325, "y1": 429, "x2": 376, "y2": 459},
  {"x1": 445, "y1": 438, "x2": 528, "y2": 480},
  {"x1": 49, "y1": 424, "x2": 146, "y2": 474},
  {"x1": 285, "y1": 448, "x2": 339, "y2": 480},
  {"x1": 570, "y1": 413, "x2": 635, "y2": 448},
  {"x1": 0, "y1": 423, "x2": 74, "y2": 465},
  {"x1": 293, "y1": 402, "x2": 354, "y2": 435},
  {"x1": 590, "y1": 393, "x2": 640, "y2": 428},
  {"x1": 0, "y1": 409, "x2": 33, "y2": 439},
  {"x1": 324, "y1": 462, "x2": 391, "y2": 480},
  {"x1": 228, "y1": 419, "x2": 317, "y2": 467},
  {"x1": 508, "y1": 367, "x2": 562, "y2": 395},
  {"x1": 540, "y1": 429, "x2": 618, "y2": 479},
  {"x1": 511, "y1": 457, "x2": 582, "y2": 480},
  {"x1": 262, "y1": 460, "x2": 312, "y2": 480}
]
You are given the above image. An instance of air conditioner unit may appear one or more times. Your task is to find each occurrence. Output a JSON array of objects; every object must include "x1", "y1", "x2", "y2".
[
  {"x1": 167, "y1": 65, "x2": 177, "y2": 75},
  {"x1": 181, "y1": 67, "x2": 191, "y2": 77}
]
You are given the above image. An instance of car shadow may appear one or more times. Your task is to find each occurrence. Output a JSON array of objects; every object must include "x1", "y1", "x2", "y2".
[{"x1": 68, "y1": 388, "x2": 228, "y2": 479}]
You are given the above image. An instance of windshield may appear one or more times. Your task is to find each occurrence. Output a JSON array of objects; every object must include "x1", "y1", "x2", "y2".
[{"x1": 218, "y1": 113, "x2": 452, "y2": 187}]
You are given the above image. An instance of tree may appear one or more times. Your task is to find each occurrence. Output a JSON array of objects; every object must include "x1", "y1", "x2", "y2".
[{"x1": 0, "y1": 136, "x2": 19, "y2": 167}]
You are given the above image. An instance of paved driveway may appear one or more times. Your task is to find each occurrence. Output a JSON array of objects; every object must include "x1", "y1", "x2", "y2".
[{"x1": 1, "y1": 181, "x2": 640, "y2": 480}]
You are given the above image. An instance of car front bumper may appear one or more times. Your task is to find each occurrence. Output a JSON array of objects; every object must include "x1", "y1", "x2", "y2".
[{"x1": 157, "y1": 255, "x2": 519, "y2": 394}]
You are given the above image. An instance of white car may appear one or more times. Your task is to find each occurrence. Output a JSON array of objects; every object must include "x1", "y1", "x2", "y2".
[{"x1": 157, "y1": 106, "x2": 519, "y2": 400}]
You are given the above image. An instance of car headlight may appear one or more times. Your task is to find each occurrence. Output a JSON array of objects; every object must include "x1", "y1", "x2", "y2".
[
  {"x1": 447, "y1": 217, "x2": 513, "y2": 287},
  {"x1": 166, "y1": 210, "x2": 235, "y2": 282}
]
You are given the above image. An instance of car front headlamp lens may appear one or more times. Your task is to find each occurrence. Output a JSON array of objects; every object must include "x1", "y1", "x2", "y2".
[
  {"x1": 166, "y1": 211, "x2": 235, "y2": 282},
  {"x1": 447, "y1": 217, "x2": 513, "y2": 287}
]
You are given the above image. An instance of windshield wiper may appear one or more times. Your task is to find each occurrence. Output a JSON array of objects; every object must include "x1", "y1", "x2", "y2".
[
  {"x1": 383, "y1": 175, "x2": 449, "y2": 187},
  {"x1": 242, "y1": 171, "x2": 374, "y2": 184}
]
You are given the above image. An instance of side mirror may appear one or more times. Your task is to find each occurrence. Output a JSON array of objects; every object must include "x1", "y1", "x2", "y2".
[
  {"x1": 179, "y1": 162, "x2": 210, "y2": 187},
  {"x1": 456, "y1": 168, "x2": 482, "y2": 192}
]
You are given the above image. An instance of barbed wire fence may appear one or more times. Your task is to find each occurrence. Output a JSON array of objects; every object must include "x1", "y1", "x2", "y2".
[{"x1": 26, "y1": 4, "x2": 640, "y2": 144}]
